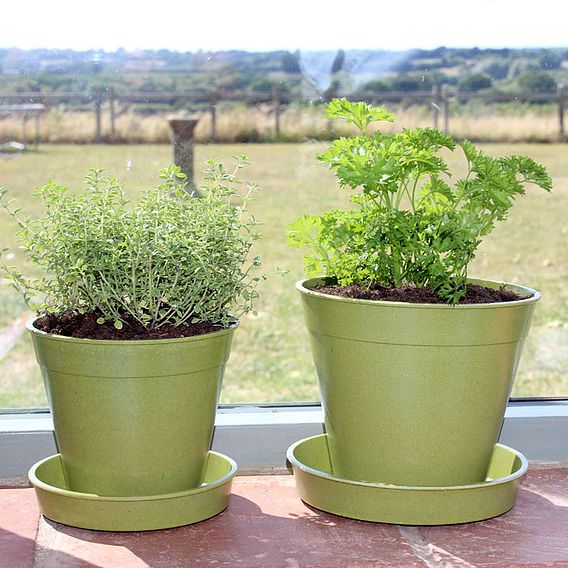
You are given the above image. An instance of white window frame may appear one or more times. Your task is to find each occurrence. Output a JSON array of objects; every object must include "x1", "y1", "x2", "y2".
[{"x1": 1, "y1": 400, "x2": 568, "y2": 481}]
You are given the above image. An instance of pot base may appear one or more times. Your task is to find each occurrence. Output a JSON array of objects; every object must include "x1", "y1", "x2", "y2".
[
  {"x1": 287, "y1": 434, "x2": 528, "y2": 525},
  {"x1": 29, "y1": 451, "x2": 237, "y2": 531}
]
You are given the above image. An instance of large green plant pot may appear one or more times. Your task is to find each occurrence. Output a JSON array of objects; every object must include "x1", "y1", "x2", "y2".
[
  {"x1": 297, "y1": 277, "x2": 538, "y2": 487},
  {"x1": 28, "y1": 321, "x2": 236, "y2": 497}
]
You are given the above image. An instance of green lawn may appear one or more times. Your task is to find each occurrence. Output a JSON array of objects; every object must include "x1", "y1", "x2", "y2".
[{"x1": 0, "y1": 143, "x2": 566, "y2": 407}]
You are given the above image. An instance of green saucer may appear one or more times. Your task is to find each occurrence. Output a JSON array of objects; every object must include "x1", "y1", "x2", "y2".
[
  {"x1": 29, "y1": 451, "x2": 237, "y2": 531},
  {"x1": 287, "y1": 434, "x2": 528, "y2": 525}
]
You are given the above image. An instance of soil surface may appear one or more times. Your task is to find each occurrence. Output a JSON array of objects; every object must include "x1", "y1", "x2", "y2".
[
  {"x1": 34, "y1": 312, "x2": 223, "y2": 340},
  {"x1": 314, "y1": 283, "x2": 526, "y2": 304}
]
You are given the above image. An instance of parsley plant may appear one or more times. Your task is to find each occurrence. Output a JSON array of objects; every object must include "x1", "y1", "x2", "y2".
[{"x1": 288, "y1": 98, "x2": 552, "y2": 303}]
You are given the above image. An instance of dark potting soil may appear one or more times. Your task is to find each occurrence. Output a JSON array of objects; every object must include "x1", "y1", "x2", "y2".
[
  {"x1": 34, "y1": 311, "x2": 223, "y2": 340},
  {"x1": 314, "y1": 283, "x2": 526, "y2": 304}
]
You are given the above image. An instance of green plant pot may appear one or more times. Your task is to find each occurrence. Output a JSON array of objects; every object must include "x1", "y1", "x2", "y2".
[
  {"x1": 297, "y1": 277, "x2": 538, "y2": 487},
  {"x1": 28, "y1": 321, "x2": 236, "y2": 497}
]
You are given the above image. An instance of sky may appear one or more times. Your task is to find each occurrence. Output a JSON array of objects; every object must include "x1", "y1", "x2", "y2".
[{"x1": 1, "y1": 0, "x2": 567, "y2": 52}]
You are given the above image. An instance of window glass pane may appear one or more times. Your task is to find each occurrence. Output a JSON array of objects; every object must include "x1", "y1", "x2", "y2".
[{"x1": 0, "y1": 1, "x2": 566, "y2": 408}]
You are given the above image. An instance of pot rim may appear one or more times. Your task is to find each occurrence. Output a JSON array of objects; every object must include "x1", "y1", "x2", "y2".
[
  {"x1": 26, "y1": 318, "x2": 239, "y2": 345},
  {"x1": 296, "y1": 276, "x2": 540, "y2": 310}
]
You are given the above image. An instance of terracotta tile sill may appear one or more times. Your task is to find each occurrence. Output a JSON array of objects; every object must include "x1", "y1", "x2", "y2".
[{"x1": 1, "y1": 466, "x2": 568, "y2": 567}]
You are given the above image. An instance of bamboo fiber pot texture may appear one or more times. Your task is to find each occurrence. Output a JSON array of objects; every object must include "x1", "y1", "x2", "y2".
[
  {"x1": 27, "y1": 321, "x2": 236, "y2": 497},
  {"x1": 297, "y1": 278, "x2": 539, "y2": 487}
]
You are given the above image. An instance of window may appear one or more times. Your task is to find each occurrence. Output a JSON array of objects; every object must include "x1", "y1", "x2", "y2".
[{"x1": 0, "y1": 0, "x2": 566, "y2": 411}]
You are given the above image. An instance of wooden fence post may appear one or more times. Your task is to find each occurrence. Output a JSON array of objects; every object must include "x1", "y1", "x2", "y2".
[
  {"x1": 431, "y1": 84, "x2": 441, "y2": 130},
  {"x1": 34, "y1": 109, "x2": 42, "y2": 148},
  {"x1": 557, "y1": 84, "x2": 566, "y2": 141},
  {"x1": 442, "y1": 84, "x2": 450, "y2": 134},
  {"x1": 93, "y1": 88, "x2": 103, "y2": 142},
  {"x1": 209, "y1": 90, "x2": 218, "y2": 142},
  {"x1": 21, "y1": 113, "x2": 28, "y2": 143},
  {"x1": 109, "y1": 88, "x2": 116, "y2": 137},
  {"x1": 272, "y1": 85, "x2": 281, "y2": 138}
]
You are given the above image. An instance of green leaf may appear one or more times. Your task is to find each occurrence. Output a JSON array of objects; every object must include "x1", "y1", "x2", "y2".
[
  {"x1": 459, "y1": 139, "x2": 478, "y2": 164},
  {"x1": 287, "y1": 215, "x2": 322, "y2": 249},
  {"x1": 325, "y1": 98, "x2": 394, "y2": 133}
]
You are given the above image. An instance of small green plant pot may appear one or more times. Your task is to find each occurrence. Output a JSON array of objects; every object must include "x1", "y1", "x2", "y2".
[
  {"x1": 287, "y1": 434, "x2": 528, "y2": 525},
  {"x1": 29, "y1": 451, "x2": 237, "y2": 531},
  {"x1": 297, "y1": 277, "x2": 538, "y2": 487},
  {"x1": 28, "y1": 321, "x2": 236, "y2": 497}
]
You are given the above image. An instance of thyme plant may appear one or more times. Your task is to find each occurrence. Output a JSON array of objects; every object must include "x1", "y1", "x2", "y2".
[
  {"x1": 288, "y1": 98, "x2": 552, "y2": 303},
  {"x1": 0, "y1": 159, "x2": 263, "y2": 329}
]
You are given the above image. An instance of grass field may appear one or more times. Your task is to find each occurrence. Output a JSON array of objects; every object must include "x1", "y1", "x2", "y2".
[{"x1": 0, "y1": 142, "x2": 566, "y2": 408}]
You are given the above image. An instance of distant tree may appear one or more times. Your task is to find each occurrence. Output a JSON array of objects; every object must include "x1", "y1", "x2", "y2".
[
  {"x1": 429, "y1": 47, "x2": 448, "y2": 58},
  {"x1": 458, "y1": 73, "x2": 492, "y2": 91},
  {"x1": 508, "y1": 59, "x2": 539, "y2": 79},
  {"x1": 359, "y1": 79, "x2": 390, "y2": 93},
  {"x1": 475, "y1": 59, "x2": 509, "y2": 80},
  {"x1": 411, "y1": 49, "x2": 430, "y2": 60},
  {"x1": 454, "y1": 47, "x2": 480, "y2": 60},
  {"x1": 387, "y1": 72, "x2": 440, "y2": 92},
  {"x1": 216, "y1": 71, "x2": 250, "y2": 91},
  {"x1": 138, "y1": 76, "x2": 161, "y2": 92},
  {"x1": 281, "y1": 51, "x2": 301, "y2": 73},
  {"x1": 422, "y1": 70, "x2": 446, "y2": 86},
  {"x1": 388, "y1": 74, "x2": 422, "y2": 92},
  {"x1": 539, "y1": 50, "x2": 562, "y2": 70},
  {"x1": 486, "y1": 48, "x2": 511, "y2": 58},
  {"x1": 442, "y1": 53, "x2": 465, "y2": 67},
  {"x1": 390, "y1": 58, "x2": 415, "y2": 73},
  {"x1": 248, "y1": 78, "x2": 290, "y2": 98},
  {"x1": 248, "y1": 77, "x2": 275, "y2": 93},
  {"x1": 517, "y1": 71, "x2": 557, "y2": 93}
]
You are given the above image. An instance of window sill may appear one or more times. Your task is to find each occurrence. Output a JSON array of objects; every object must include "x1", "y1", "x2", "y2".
[{"x1": 1, "y1": 401, "x2": 568, "y2": 480}]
